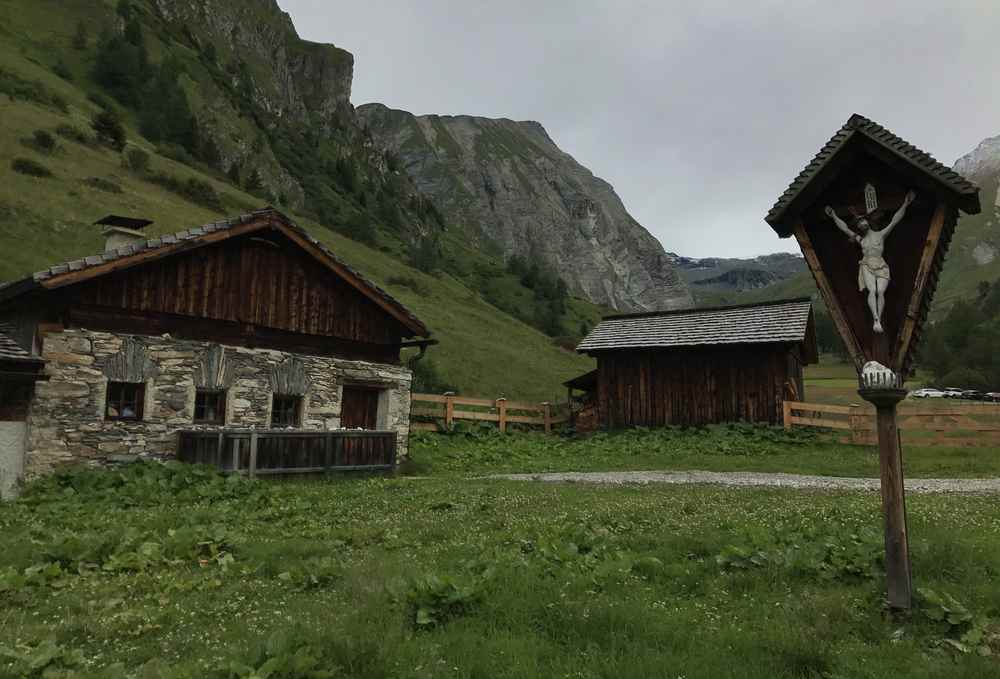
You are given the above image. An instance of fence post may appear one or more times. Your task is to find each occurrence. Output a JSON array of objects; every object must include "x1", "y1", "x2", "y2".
[
  {"x1": 497, "y1": 398, "x2": 507, "y2": 433},
  {"x1": 249, "y1": 432, "x2": 259, "y2": 479},
  {"x1": 542, "y1": 402, "x2": 552, "y2": 434},
  {"x1": 849, "y1": 404, "x2": 865, "y2": 446},
  {"x1": 231, "y1": 437, "x2": 241, "y2": 473},
  {"x1": 782, "y1": 400, "x2": 792, "y2": 430},
  {"x1": 444, "y1": 391, "x2": 455, "y2": 430},
  {"x1": 216, "y1": 431, "x2": 224, "y2": 467}
]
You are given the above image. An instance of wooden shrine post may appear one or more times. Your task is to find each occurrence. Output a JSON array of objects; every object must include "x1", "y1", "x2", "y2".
[{"x1": 764, "y1": 114, "x2": 981, "y2": 610}]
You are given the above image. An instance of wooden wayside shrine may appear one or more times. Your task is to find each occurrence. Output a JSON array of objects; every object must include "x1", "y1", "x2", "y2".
[{"x1": 765, "y1": 114, "x2": 981, "y2": 610}]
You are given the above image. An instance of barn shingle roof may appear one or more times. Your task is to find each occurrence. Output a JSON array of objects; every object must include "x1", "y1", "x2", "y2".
[
  {"x1": 765, "y1": 114, "x2": 980, "y2": 236},
  {"x1": 576, "y1": 298, "x2": 814, "y2": 355},
  {"x1": 0, "y1": 208, "x2": 429, "y2": 337},
  {"x1": 0, "y1": 323, "x2": 41, "y2": 364}
]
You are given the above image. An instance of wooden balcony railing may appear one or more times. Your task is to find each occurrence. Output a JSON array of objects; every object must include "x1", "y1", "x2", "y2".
[{"x1": 176, "y1": 429, "x2": 398, "y2": 476}]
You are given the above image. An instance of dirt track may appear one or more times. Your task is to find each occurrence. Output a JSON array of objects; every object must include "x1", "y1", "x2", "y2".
[{"x1": 491, "y1": 470, "x2": 1000, "y2": 494}]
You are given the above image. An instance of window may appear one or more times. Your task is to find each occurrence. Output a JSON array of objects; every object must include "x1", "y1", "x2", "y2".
[
  {"x1": 271, "y1": 394, "x2": 301, "y2": 428},
  {"x1": 0, "y1": 380, "x2": 33, "y2": 421},
  {"x1": 341, "y1": 385, "x2": 381, "y2": 430},
  {"x1": 194, "y1": 390, "x2": 227, "y2": 424},
  {"x1": 106, "y1": 382, "x2": 144, "y2": 421}
]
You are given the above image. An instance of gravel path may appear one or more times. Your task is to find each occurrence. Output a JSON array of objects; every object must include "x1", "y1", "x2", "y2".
[{"x1": 490, "y1": 470, "x2": 1000, "y2": 494}]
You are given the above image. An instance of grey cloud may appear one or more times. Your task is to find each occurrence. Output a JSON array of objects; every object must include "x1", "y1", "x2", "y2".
[{"x1": 281, "y1": 0, "x2": 1000, "y2": 257}]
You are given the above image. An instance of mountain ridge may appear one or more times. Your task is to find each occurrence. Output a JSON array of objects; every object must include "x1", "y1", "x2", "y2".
[{"x1": 356, "y1": 102, "x2": 693, "y2": 312}]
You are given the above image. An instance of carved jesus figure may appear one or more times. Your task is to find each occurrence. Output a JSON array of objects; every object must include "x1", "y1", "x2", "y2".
[{"x1": 824, "y1": 189, "x2": 916, "y2": 333}]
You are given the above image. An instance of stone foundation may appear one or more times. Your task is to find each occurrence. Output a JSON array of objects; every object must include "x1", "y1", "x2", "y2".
[{"x1": 25, "y1": 329, "x2": 411, "y2": 477}]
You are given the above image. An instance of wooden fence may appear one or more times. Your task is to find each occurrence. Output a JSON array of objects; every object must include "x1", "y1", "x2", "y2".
[
  {"x1": 783, "y1": 401, "x2": 1000, "y2": 447},
  {"x1": 410, "y1": 393, "x2": 570, "y2": 433},
  {"x1": 177, "y1": 429, "x2": 397, "y2": 476}
]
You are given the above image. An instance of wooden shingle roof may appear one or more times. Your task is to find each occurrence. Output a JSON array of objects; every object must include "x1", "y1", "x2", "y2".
[
  {"x1": 765, "y1": 114, "x2": 980, "y2": 236},
  {"x1": 577, "y1": 298, "x2": 815, "y2": 359},
  {"x1": 0, "y1": 208, "x2": 430, "y2": 337},
  {"x1": 0, "y1": 323, "x2": 41, "y2": 364}
]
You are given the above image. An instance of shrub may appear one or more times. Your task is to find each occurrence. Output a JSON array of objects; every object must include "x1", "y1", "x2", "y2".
[
  {"x1": 0, "y1": 68, "x2": 68, "y2": 112},
  {"x1": 52, "y1": 60, "x2": 72, "y2": 81},
  {"x1": 91, "y1": 109, "x2": 126, "y2": 151},
  {"x1": 386, "y1": 275, "x2": 429, "y2": 296},
  {"x1": 122, "y1": 146, "x2": 149, "y2": 174},
  {"x1": 72, "y1": 21, "x2": 88, "y2": 50},
  {"x1": 11, "y1": 157, "x2": 52, "y2": 177},
  {"x1": 551, "y1": 335, "x2": 580, "y2": 351},
  {"x1": 31, "y1": 129, "x2": 56, "y2": 153},
  {"x1": 147, "y1": 172, "x2": 223, "y2": 211},
  {"x1": 82, "y1": 177, "x2": 123, "y2": 194},
  {"x1": 156, "y1": 142, "x2": 195, "y2": 165},
  {"x1": 55, "y1": 123, "x2": 94, "y2": 147}
]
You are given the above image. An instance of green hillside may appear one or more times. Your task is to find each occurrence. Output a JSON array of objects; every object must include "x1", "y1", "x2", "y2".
[{"x1": 0, "y1": 1, "x2": 600, "y2": 401}]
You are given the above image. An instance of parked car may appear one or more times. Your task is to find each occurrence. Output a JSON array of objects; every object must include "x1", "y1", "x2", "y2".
[
  {"x1": 960, "y1": 390, "x2": 984, "y2": 400},
  {"x1": 942, "y1": 387, "x2": 965, "y2": 398},
  {"x1": 986, "y1": 392, "x2": 1000, "y2": 403},
  {"x1": 911, "y1": 388, "x2": 945, "y2": 399}
]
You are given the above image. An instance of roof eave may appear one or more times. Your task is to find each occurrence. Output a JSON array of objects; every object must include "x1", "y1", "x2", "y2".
[{"x1": 765, "y1": 114, "x2": 982, "y2": 234}]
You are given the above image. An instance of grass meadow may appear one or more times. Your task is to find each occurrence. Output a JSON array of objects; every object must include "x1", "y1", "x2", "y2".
[
  {"x1": 2, "y1": 462, "x2": 999, "y2": 678},
  {"x1": 407, "y1": 425, "x2": 1000, "y2": 479}
]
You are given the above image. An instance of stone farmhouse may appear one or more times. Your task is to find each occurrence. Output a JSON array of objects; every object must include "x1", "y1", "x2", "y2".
[{"x1": 0, "y1": 208, "x2": 433, "y2": 497}]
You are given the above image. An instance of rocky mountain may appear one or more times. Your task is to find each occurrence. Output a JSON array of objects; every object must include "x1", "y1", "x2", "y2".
[
  {"x1": 356, "y1": 105, "x2": 693, "y2": 312},
  {"x1": 691, "y1": 269, "x2": 784, "y2": 291},
  {"x1": 667, "y1": 252, "x2": 805, "y2": 291},
  {"x1": 952, "y1": 138, "x2": 1000, "y2": 271}
]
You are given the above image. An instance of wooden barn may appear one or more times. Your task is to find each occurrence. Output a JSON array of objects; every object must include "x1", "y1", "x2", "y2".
[
  {"x1": 0, "y1": 208, "x2": 432, "y2": 496},
  {"x1": 567, "y1": 298, "x2": 817, "y2": 430}
]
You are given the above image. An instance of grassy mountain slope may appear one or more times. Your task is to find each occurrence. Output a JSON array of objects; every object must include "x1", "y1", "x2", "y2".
[{"x1": 0, "y1": 24, "x2": 597, "y2": 401}]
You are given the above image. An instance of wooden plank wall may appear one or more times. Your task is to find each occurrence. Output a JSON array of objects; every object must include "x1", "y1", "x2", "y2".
[
  {"x1": 595, "y1": 345, "x2": 794, "y2": 428},
  {"x1": 67, "y1": 234, "x2": 407, "y2": 345}
]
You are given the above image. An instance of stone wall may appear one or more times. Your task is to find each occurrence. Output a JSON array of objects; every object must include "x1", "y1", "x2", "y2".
[{"x1": 25, "y1": 329, "x2": 412, "y2": 477}]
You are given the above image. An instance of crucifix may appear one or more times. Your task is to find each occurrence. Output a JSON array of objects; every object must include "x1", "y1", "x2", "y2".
[
  {"x1": 824, "y1": 185, "x2": 916, "y2": 333},
  {"x1": 764, "y1": 114, "x2": 981, "y2": 611}
]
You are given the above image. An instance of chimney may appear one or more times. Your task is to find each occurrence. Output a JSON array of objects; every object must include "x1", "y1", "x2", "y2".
[{"x1": 94, "y1": 215, "x2": 153, "y2": 251}]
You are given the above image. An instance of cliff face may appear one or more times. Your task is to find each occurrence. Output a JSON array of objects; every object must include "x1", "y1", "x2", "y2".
[
  {"x1": 357, "y1": 104, "x2": 692, "y2": 312},
  {"x1": 950, "y1": 138, "x2": 1000, "y2": 273},
  {"x1": 152, "y1": 0, "x2": 354, "y2": 125}
]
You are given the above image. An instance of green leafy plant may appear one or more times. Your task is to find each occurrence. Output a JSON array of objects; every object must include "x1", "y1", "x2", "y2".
[
  {"x1": 716, "y1": 545, "x2": 770, "y2": 570},
  {"x1": 0, "y1": 638, "x2": 85, "y2": 677},
  {"x1": 404, "y1": 572, "x2": 486, "y2": 628},
  {"x1": 917, "y1": 588, "x2": 992, "y2": 655}
]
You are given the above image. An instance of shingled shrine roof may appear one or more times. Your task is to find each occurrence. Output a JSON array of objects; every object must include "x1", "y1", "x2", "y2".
[
  {"x1": 576, "y1": 298, "x2": 815, "y2": 359},
  {"x1": 0, "y1": 208, "x2": 430, "y2": 337},
  {"x1": 765, "y1": 114, "x2": 980, "y2": 236}
]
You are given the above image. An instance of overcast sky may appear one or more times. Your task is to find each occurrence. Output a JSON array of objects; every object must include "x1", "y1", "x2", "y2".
[{"x1": 281, "y1": 1, "x2": 999, "y2": 258}]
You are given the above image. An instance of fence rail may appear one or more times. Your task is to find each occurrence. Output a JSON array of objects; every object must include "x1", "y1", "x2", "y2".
[
  {"x1": 410, "y1": 393, "x2": 570, "y2": 434},
  {"x1": 783, "y1": 401, "x2": 1000, "y2": 447},
  {"x1": 177, "y1": 430, "x2": 397, "y2": 476}
]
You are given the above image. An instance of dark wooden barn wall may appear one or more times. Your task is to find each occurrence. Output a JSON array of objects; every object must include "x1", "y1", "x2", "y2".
[
  {"x1": 595, "y1": 344, "x2": 800, "y2": 428},
  {"x1": 65, "y1": 234, "x2": 407, "y2": 346}
]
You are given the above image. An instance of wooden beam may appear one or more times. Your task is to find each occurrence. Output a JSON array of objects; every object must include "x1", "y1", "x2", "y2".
[
  {"x1": 892, "y1": 202, "x2": 947, "y2": 373},
  {"x1": 792, "y1": 221, "x2": 864, "y2": 368}
]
